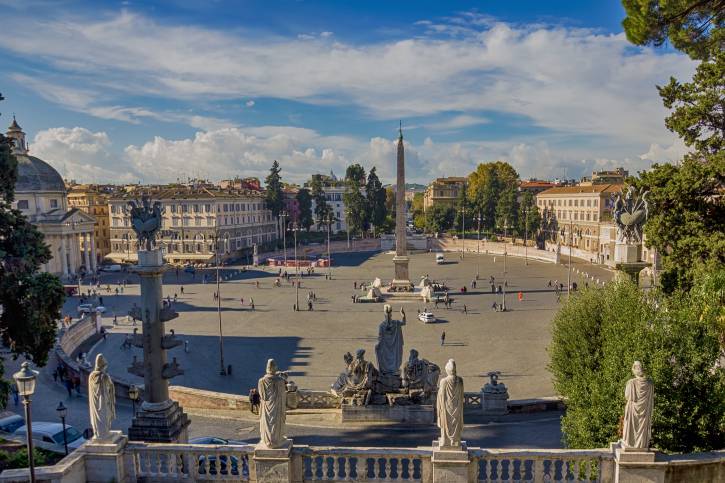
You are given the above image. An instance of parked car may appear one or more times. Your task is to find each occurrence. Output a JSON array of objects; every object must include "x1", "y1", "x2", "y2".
[
  {"x1": 0, "y1": 412, "x2": 24, "y2": 434},
  {"x1": 418, "y1": 310, "x2": 436, "y2": 323},
  {"x1": 14, "y1": 422, "x2": 87, "y2": 453},
  {"x1": 99, "y1": 264, "x2": 122, "y2": 272},
  {"x1": 435, "y1": 253, "x2": 445, "y2": 264},
  {"x1": 77, "y1": 304, "x2": 106, "y2": 314}
]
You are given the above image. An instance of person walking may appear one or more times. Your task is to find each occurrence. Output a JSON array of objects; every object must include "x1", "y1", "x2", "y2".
[
  {"x1": 440, "y1": 331, "x2": 446, "y2": 346},
  {"x1": 180, "y1": 286, "x2": 184, "y2": 295},
  {"x1": 463, "y1": 304, "x2": 467, "y2": 315},
  {"x1": 250, "y1": 298, "x2": 255, "y2": 311},
  {"x1": 184, "y1": 340, "x2": 189, "y2": 353}
]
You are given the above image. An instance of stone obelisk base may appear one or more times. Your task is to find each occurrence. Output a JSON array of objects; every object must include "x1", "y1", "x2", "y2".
[{"x1": 391, "y1": 256, "x2": 414, "y2": 291}]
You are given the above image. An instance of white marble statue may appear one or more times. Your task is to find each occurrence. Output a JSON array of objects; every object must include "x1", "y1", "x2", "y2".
[
  {"x1": 622, "y1": 361, "x2": 654, "y2": 449},
  {"x1": 436, "y1": 359, "x2": 464, "y2": 448},
  {"x1": 88, "y1": 353, "x2": 116, "y2": 440},
  {"x1": 375, "y1": 305, "x2": 406, "y2": 376},
  {"x1": 258, "y1": 359, "x2": 289, "y2": 448}
]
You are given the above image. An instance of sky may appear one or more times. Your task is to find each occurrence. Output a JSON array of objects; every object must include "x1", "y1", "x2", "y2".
[{"x1": 0, "y1": 0, "x2": 696, "y2": 185}]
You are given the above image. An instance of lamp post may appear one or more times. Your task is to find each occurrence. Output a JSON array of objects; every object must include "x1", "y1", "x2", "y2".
[
  {"x1": 523, "y1": 208, "x2": 529, "y2": 266},
  {"x1": 503, "y1": 218, "x2": 509, "y2": 276},
  {"x1": 345, "y1": 209, "x2": 351, "y2": 249},
  {"x1": 474, "y1": 213, "x2": 482, "y2": 280},
  {"x1": 214, "y1": 232, "x2": 226, "y2": 375},
  {"x1": 55, "y1": 402, "x2": 68, "y2": 456},
  {"x1": 280, "y1": 211, "x2": 288, "y2": 266},
  {"x1": 458, "y1": 207, "x2": 465, "y2": 259},
  {"x1": 128, "y1": 384, "x2": 140, "y2": 415},
  {"x1": 14, "y1": 362, "x2": 38, "y2": 483},
  {"x1": 326, "y1": 212, "x2": 334, "y2": 280},
  {"x1": 292, "y1": 223, "x2": 301, "y2": 310}
]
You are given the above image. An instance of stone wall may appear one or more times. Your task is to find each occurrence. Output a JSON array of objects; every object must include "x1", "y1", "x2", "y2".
[
  {"x1": 58, "y1": 313, "x2": 98, "y2": 357},
  {"x1": 433, "y1": 237, "x2": 559, "y2": 264}
]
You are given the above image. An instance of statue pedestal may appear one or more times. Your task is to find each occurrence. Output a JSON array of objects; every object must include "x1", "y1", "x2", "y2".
[
  {"x1": 341, "y1": 402, "x2": 434, "y2": 425},
  {"x1": 81, "y1": 431, "x2": 128, "y2": 483},
  {"x1": 614, "y1": 444, "x2": 663, "y2": 483},
  {"x1": 432, "y1": 441, "x2": 470, "y2": 483},
  {"x1": 129, "y1": 399, "x2": 189, "y2": 443},
  {"x1": 481, "y1": 382, "x2": 509, "y2": 417},
  {"x1": 615, "y1": 243, "x2": 641, "y2": 264},
  {"x1": 391, "y1": 256, "x2": 414, "y2": 291},
  {"x1": 254, "y1": 439, "x2": 293, "y2": 483}
]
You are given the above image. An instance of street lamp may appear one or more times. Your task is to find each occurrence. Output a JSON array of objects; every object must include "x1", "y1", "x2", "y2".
[
  {"x1": 344, "y1": 209, "x2": 351, "y2": 249},
  {"x1": 503, "y1": 218, "x2": 509, "y2": 276},
  {"x1": 213, "y1": 232, "x2": 226, "y2": 376},
  {"x1": 458, "y1": 207, "x2": 466, "y2": 259},
  {"x1": 280, "y1": 211, "x2": 288, "y2": 266},
  {"x1": 474, "y1": 213, "x2": 482, "y2": 280},
  {"x1": 55, "y1": 402, "x2": 68, "y2": 456},
  {"x1": 523, "y1": 208, "x2": 530, "y2": 266},
  {"x1": 14, "y1": 361, "x2": 38, "y2": 483},
  {"x1": 326, "y1": 212, "x2": 335, "y2": 280},
  {"x1": 292, "y1": 223, "x2": 301, "y2": 310},
  {"x1": 128, "y1": 384, "x2": 140, "y2": 415}
]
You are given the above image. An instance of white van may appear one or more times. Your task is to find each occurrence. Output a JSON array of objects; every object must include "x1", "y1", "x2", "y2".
[
  {"x1": 435, "y1": 253, "x2": 445, "y2": 264},
  {"x1": 14, "y1": 422, "x2": 87, "y2": 453},
  {"x1": 99, "y1": 264, "x2": 122, "y2": 272}
]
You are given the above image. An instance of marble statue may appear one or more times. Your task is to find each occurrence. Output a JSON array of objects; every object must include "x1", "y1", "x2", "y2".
[
  {"x1": 128, "y1": 195, "x2": 163, "y2": 250},
  {"x1": 331, "y1": 349, "x2": 377, "y2": 405},
  {"x1": 375, "y1": 305, "x2": 406, "y2": 376},
  {"x1": 258, "y1": 359, "x2": 289, "y2": 448},
  {"x1": 88, "y1": 354, "x2": 116, "y2": 440},
  {"x1": 613, "y1": 186, "x2": 649, "y2": 244},
  {"x1": 402, "y1": 349, "x2": 440, "y2": 398},
  {"x1": 437, "y1": 359, "x2": 464, "y2": 448},
  {"x1": 622, "y1": 361, "x2": 654, "y2": 449}
]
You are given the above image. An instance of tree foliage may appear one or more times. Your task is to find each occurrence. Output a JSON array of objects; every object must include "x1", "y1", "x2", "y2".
[
  {"x1": 425, "y1": 204, "x2": 455, "y2": 234},
  {"x1": 621, "y1": 0, "x2": 724, "y2": 60},
  {"x1": 295, "y1": 188, "x2": 313, "y2": 232},
  {"x1": 264, "y1": 160, "x2": 284, "y2": 218},
  {"x1": 365, "y1": 167, "x2": 387, "y2": 232},
  {"x1": 309, "y1": 174, "x2": 331, "y2": 227},
  {"x1": 0, "y1": 106, "x2": 65, "y2": 407},
  {"x1": 517, "y1": 191, "x2": 541, "y2": 240},
  {"x1": 658, "y1": 50, "x2": 724, "y2": 154},
  {"x1": 343, "y1": 164, "x2": 368, "y2": 236},
  {"x1": 549, "y1": 271, "x2": 725, "y2": 453},
  {"x1": 467, "y1": 161, "x2": 520, "y2": 234},
  {"x1": 631, "y1": 152, "x2": 725, "y2": 293},
  {"x1": 453, "y1": 181, "x2": 468, "y2": 231}
]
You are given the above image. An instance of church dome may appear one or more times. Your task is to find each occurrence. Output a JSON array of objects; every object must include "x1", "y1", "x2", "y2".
[{"x1": 14, "y1": 154, "x2": 66, "y2": 193}]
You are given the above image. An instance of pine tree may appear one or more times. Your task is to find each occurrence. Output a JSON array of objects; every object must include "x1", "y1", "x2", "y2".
[
  {"x1": 365, "y1": 167, "x2": 386, "y2": 235},
  {"x1": 264, "y1": 161, "x2": 284, "y2": 218}
]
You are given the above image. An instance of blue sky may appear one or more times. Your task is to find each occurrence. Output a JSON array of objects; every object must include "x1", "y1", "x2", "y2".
[{"x1": 0, "y1": 0, "x2": 694, "y2": 184}]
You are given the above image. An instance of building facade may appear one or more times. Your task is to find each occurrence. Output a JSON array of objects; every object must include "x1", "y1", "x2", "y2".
[
  {"x1": 107, "y1": 186, "x2": 278, "y2": 264},
  {"x1": 305, "y1": 175, "x2": 350, "y2": 233},
  {"x1": 7, "y1": 118, "x2": 96, "y2": 278},
  {"x1": 536, "y1": 184, "x2": 622, "y2": 264},
  {"x1": 67, "y1": 185, "x2": 113, "y2": 265},
  {"x1": 423, "y1": 177, "x2": 466, "y2": 212}
]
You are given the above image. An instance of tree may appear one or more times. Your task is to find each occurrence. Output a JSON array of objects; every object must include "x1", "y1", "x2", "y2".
[
  {"x1": 549, "y1": 272, "x2": 725, "y2": 452},
  {"x1": 309, "y1": 174, "x2": 330, "y2": 226},
  {"x1": 0, "y1": 104, "x2": 65, "y2": 407},
  {"x1": 658, "y1": 50, "x2": 724, "y2": 154},
  {"x1": 517, "y1": 192, "x2": 541, "y2": 240},
  {"x1": 425, "y1": 204, "x2": 455, "y2": 234},
  {"x1": 264, "y1": 161, "x2": 284, "y2": 219},
  {"x1": 453, "y1": 182, "x2": 468, "y2": 231},
  {"x1": 295, "y1": 188, "x2": 313, "y2": 232},
  {"x1": 343, "y1": 164, "x2": 368, "y2": 236},
  {"x1": 467, "y1": 161, "x2": 520, "y2": 233},
  {"x1": 365, "y1": 167, "x2": 387, "y2": 235},
  {"x1": 631, "y1": 152, "x2": 725, "y2": 293},
  {"x1": 621, "y1": 0, "x2": 724, "y2": 61}
]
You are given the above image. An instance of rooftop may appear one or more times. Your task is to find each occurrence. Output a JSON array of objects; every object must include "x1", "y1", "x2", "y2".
[{"x1": 537, "y1": 184, "x2": 622, "y2": 196}]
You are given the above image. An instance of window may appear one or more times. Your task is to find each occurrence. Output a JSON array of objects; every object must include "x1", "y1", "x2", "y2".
[
  {"x1": 182, "y1": 204, "x2": 189, "y2": 213},
  {"x1": 17, "y1": 200, "x2": 29, "y2": 210},
  {"x1": 193, "y1": 204, "x2": 199, "y2": 213},
  {"x1": 50, "y1": 199, "x2": 58, "y2": 208},
  {"x1": 205, "y1": 204, "x2": 211, "y2": 212},
  {"x1": 171, "y1": 205, "x2": 177, "y2": 213}
]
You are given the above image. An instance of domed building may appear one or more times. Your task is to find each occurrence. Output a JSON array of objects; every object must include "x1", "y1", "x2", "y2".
[{"x1": 7, "y1": 118, "x2": 96, "y2": 278}]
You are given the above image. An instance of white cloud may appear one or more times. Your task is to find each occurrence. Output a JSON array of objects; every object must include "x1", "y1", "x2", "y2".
[
  {"x1": 245, "y1": 100, "x2": 255, "y2": 107},
  {"x1": 421, "y1": 114, "x2": 490, "y2": 131},
  {"x1": 30, "y1": 127, "x2": 138, "y2": 183},
  {"x1": 0, "y1": 11, "x2": 695, "y2": 149}
]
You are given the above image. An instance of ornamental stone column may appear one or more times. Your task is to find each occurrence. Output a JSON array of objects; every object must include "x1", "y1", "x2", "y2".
[
  {"x1": 60, "y1": 235, "x2": 69, "y2": 277},
  {"x1": 90, "y1": 235, "x2": 97, "y2": 272},
  {"x1": 83, "y1": 233, "x2": 91, "y2": 272},
  {"x1": 127, "y1": 197, "x2": 189, "y2": 443}
]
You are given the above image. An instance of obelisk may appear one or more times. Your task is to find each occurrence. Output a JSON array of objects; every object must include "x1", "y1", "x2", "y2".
[{"x1": 391, "y1": 123, "x2": 413, "y2": 291}]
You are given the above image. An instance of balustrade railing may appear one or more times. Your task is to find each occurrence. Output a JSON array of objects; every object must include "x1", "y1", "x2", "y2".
[
  {"x1": 469, "y1": 448, "x2": 615, "y2": 483},
  {"x1": 298, "y1": 390, "x2": 342, "y2": 409},
  {"x1": 464, "y1": 392, "x2": 482, "y2": 409},
  {"x1": 128, "y1": 442, "x2": 255, "y2": 481},
  {"x1": 297, "y1": 447, "x2": 432, "y2": 482}
]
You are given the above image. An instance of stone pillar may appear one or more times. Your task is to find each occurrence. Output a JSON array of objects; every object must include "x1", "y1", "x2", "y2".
[
  {"x1": 60, "y1": 235, "x2": 69, "y2": 277},
  {"x1": 128, "y1": 249, "x2": 189, "y2": 443},
  {"x1": 481, "y1": 380, "x2": 509, "y2": 417},
  {"x1": 391, "y1": 124, "x2": 413, "y2": 291},
  {"x1": 81, "y1": 431, "x2": 128, "y2": 483},
  {"x1": 83, "y1": 233, "x2": 91, "y2": 272},
  {"x1": 90, "y1": 234, "x2": 97, "y2": 272},
  {"x1": 614, "y1": 443, "x2": 664, "y2": 483},
  {"x1": 432, "y1": 441, "x2": 471, "y2": 483},
  {"x1": 254, "y1": 440, "x2": 293, "y2": 483}
]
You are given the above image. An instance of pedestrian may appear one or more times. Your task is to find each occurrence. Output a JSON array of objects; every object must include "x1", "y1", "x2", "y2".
[
  {"x1": 308, "y1": 300, "x2": 313, "y2": 311},
  {"x1": 99, "y1": 296, "x2": 104, "y2": 305},
  {"x1": 491, "y1": 301, "x2": 498, "y2": 311},
  {"x1": 498, "y1": 285, "x2": 502, "y2": 294},
  {"x1": 11, "y1": 384, "x2": 19, "y2": 406},
  {"x1": 227, "y1": 364, "x2": 232, "y2": 376},
  {"x1": 473, "y1": 280, "x2": 476, "y2": 289},
  {"x1": 250, "y1": 298, "x2": 255, "y2": 311},
  {"x1": 173, "y1": 293, "x2": 178, "y2": 303},
  {"x1": 463, "y1": 304, "x2": 467, "y2": 315},
  {"x1": 113, "y1": 314, "x2": 118, "y2": 325},
  {"x1": 184, "y1": 340, "x2": 189, "y2": 353},
  {"x1": 491, "y1": 284, "x2": 495, "y2": 294},
  {"x1": 115, "y1": 288, "x2": 119, "y2": 296},
  {"x1": 440, "y1": 331, "x2": 446, "y2": 346},
  {"x1": 180, "y1": 286, "x2": 184, "y2": 295},
  {"x1": 556, "y1": 293, "x2": 561, "y2": 303},
  {"x1": 354, "y1": 281, "x2": 357, "y2": 289},
  {"x1": 101, "y1": 326, "x2": 107, "y2": 341},
  {"x1": 434, "y1": 299, "x2": 439, "y2": 309}
]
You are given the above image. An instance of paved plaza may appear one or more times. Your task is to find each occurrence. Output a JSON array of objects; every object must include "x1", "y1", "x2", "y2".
[{"x1": 81, "y1": 250, "x2": 612, "y2": 400}]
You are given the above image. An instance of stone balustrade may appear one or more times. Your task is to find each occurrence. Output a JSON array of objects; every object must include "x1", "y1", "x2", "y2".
[
  {"x1": 1, "y1": 438, "x2": 724, "y2": 482},
  {"x1": 469, "y1": 448, "x2": 615, "y2": 482}
]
